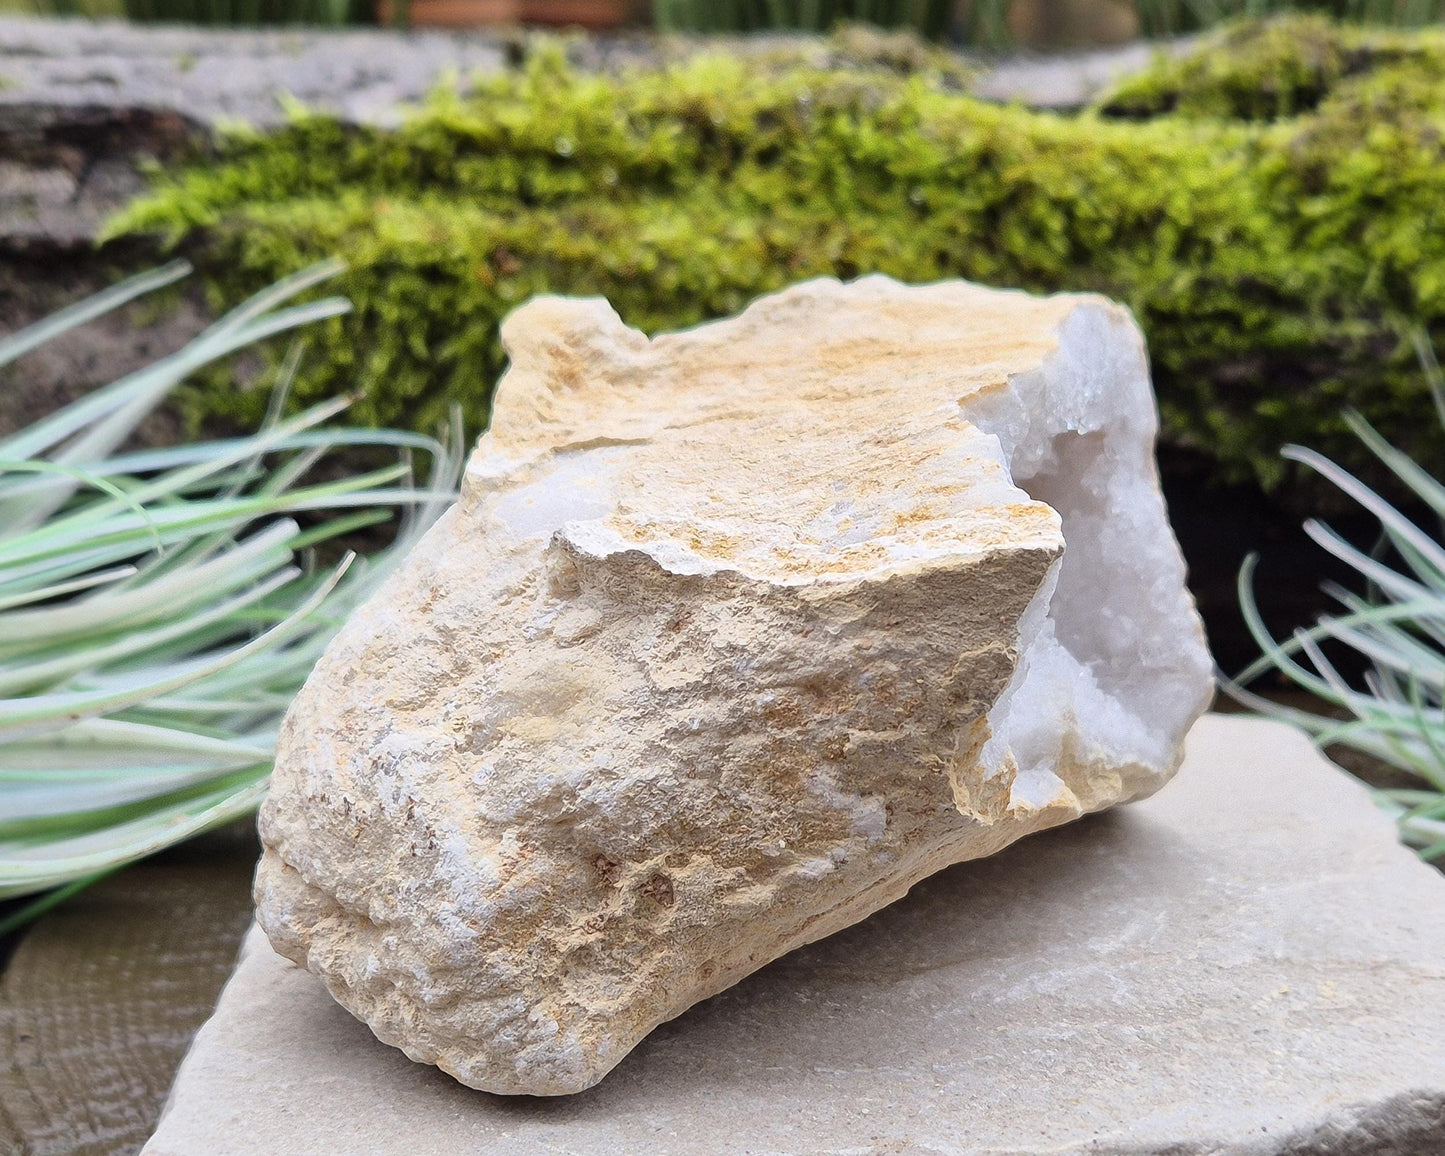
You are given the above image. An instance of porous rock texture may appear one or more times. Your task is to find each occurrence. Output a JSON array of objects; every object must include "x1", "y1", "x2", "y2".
[{"x1": 253, "y1": 276, "x2": 1214, "y2": 1096}]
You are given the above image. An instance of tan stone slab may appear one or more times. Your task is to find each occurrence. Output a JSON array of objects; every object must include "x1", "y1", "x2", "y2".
[{"x1": 143, "y1": 715, "x2": 1445, "y2": 1155}]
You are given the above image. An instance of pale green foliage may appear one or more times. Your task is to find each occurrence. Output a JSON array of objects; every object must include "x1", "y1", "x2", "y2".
[
  {"x1": 1229, "y1": 340, "x2": 1445, "y2": 860},
  {"x1": 0, "y1": 263, "x2": 461, "y2": 924}
]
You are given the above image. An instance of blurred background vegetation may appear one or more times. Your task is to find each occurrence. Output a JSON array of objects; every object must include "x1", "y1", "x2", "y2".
[
  {"x1": 0, "y1": 0, "x2": 1442, "y2": 45},
  {"x1": 0, "y1": 0, "x2": 365, "y2": 22},
  {"x1": 104, "y1": 19, "x2": 1445, "y2": 508}
]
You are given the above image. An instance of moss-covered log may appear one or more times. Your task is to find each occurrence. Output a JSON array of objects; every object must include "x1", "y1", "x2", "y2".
[{"x1": 108, "y1": 17, "x2": 1445, "y2": 494}]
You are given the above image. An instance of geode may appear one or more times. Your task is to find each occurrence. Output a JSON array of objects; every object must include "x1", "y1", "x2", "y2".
[{"x1": 254, "y1": 276, "x2": 1213, "y2": 1095}]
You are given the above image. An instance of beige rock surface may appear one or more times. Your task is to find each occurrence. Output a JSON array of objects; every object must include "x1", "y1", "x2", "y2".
[
  {"x1": 253, "y1": 276, "x2": 1213, "y2": 1096},
  {"x1": 151, "y1": 716, "x2": 1445, "y2": 1155}
]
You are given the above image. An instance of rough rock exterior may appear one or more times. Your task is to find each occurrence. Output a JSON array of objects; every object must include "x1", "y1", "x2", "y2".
[{"x1": 253, "y1": 276, "x2": 1213, "y2": 1096}]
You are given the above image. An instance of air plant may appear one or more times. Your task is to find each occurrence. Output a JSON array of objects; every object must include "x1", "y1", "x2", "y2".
[
  {"x1": 1227, "y1": 335, "x2": 1445, "y2": 862},
  {"x1": 0, "y1": 261, "x2": 461, "y2": 932}
]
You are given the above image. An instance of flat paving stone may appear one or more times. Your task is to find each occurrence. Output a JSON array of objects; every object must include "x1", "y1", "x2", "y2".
[{"x1": 142, "y1": 714, "x2": 1445, "y2": 1155}]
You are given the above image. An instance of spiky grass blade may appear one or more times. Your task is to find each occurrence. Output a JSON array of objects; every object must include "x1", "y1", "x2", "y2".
[
  {"x1": 0, "y1": 264, "x2": 463, "y2": 910},
  {"x1": 1228, "y1": 359, "x2": 1445, "y2": 858}
]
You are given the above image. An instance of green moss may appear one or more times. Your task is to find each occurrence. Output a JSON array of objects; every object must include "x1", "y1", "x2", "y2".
[
  {"x1": 1097, "y1": 16, "x2": 1445, "y2": 122},
  {"x1": 108, "y1": 18, "x2": 1445, "y2": 494}
]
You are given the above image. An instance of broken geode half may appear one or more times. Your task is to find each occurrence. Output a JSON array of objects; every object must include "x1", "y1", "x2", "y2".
[{"x1": 254, "y1": 277, "x2": 1213, "y2": 1095}]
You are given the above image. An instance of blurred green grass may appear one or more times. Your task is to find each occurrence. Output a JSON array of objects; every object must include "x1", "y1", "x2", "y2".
[
  {"x1": 0, "y1": 0, "x2": 356, "y2": 22},
  {"x1": 0, "y1": 0, "x2": 123, "y2": 14},
  {"x1": 2, "y1": 0, "x2": 1443, "y2": 36}
]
